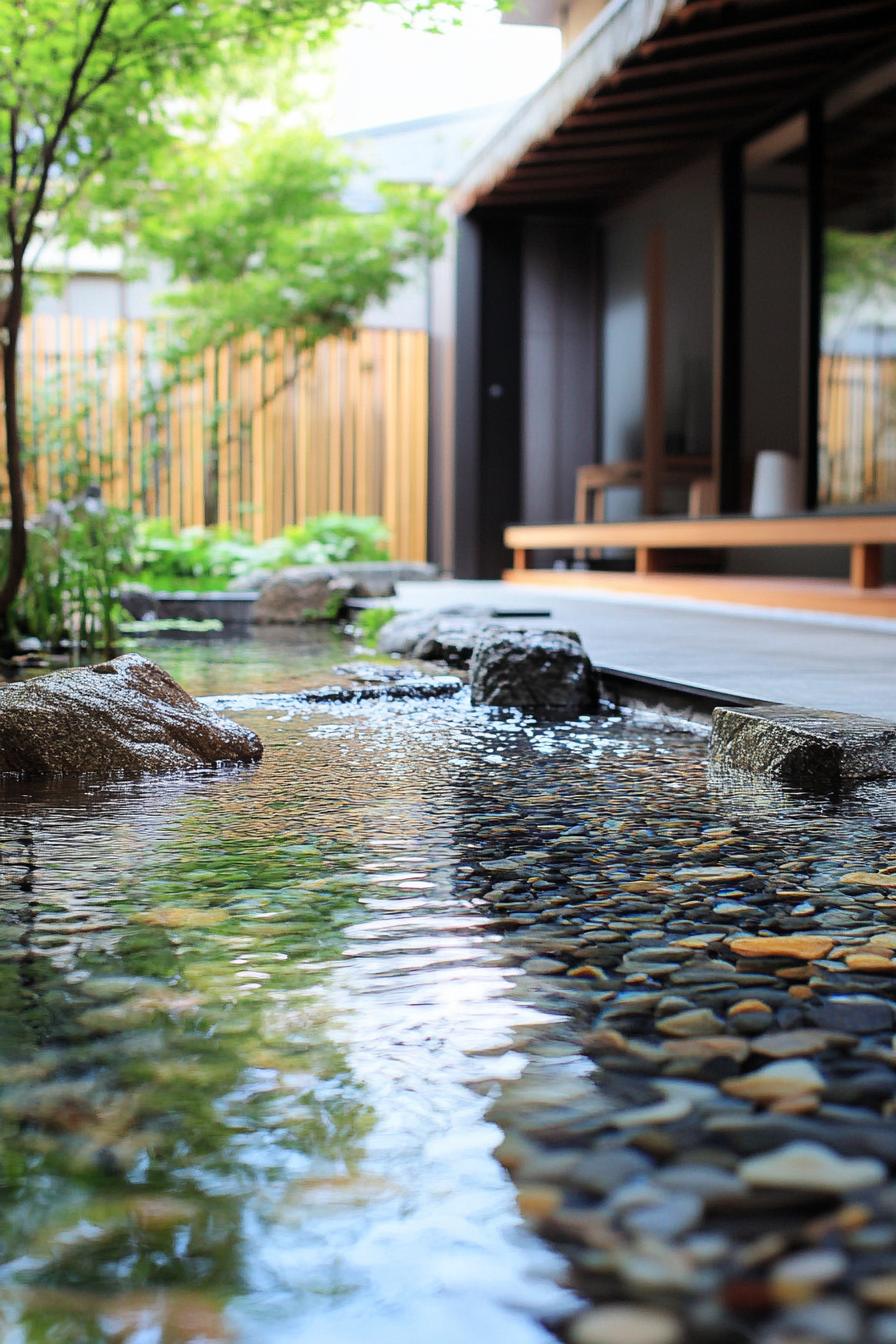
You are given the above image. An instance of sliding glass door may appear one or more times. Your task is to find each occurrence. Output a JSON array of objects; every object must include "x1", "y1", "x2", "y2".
[{"x1": 819, "y1": 68, "x2": 896, "y2": 507}]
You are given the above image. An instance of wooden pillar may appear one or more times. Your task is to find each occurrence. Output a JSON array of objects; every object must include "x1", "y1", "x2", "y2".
[
  {"x1": 642, "y1": 227, "x2": 665, "y2": 518},
  {"x1": 850, "y1": 543, "x2": 882, "y2": 590},
  {"x1": 512, "y1": 548, "x2": 530, "y2": 571},
  {"x1": 713, "y1": 142, "x2": 743, "y2": 515}
]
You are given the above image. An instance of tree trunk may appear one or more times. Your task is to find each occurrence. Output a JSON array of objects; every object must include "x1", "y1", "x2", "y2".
[{"x1": 0, "y1": 265, "x2": 26, "y2": 630}]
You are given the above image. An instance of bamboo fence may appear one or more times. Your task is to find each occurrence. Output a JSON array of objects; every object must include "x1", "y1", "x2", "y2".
[
  {"x1": 3, "y1": 315, "x2": 429, "y2": 560},
  {"x1": 818, "y1": 352, "x2": 896, "y2": 507}
]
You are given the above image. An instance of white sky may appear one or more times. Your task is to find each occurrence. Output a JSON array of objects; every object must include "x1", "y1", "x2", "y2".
[{"x1": 308, "y1": 1, "x2": 561, "y2": 133}]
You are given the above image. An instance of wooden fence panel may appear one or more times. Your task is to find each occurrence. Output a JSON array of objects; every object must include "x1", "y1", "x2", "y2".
[
  {"x1": 819, "y1": 353, "x2": 896, "y2": 507},
  {"x1": 1, "y1": 316, "x2": 429, "y2": 560}
]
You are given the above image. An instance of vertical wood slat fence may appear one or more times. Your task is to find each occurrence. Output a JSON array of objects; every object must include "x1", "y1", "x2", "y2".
[
  {"x1": 819, "y1": 352, "x2": 896, "y2": 508},
  {"x1": 5, "y1": 315, "x2": 429, "y2": 561}
]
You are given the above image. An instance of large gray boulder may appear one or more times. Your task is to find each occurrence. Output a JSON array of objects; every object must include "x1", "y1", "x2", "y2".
[
  {"x1": 469, "y1": 629, "x2": 595, "y2": 716},
  {"x1": 251, "y1": 566, "x2": 346, "y2": 624},
  {"x1": 0, "y1": 654, "x2": 263, "y2": 778},
  {"x1": 711, "y1": 704, "x2": 896, "y2": 789}
]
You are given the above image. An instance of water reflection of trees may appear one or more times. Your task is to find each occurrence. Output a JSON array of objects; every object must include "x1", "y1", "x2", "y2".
[{"x1": 0, "y1": 754, "x2": 377, "y2": 1339}]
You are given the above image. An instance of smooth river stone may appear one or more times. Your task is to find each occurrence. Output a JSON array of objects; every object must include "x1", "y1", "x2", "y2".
[
  {"x1": 739, "y1": 1141, "x2": 887, "y2": 1193},
  {"x1": 728, "y1": 935, "x2": 834, "y2": 961},
  {"x1": 658, "y1": 1008, "x2": 724, "y2": 1038},
  {"x1": 569, "y1": 1304, "x2": 683, "y2": 1344},
  {"x1": 842, "y1": 872, "x2": 896, "y2": 889},
  {"x1": 770, "y1": 1248, "x2": 848, "y2": 1304},
  {"x1": 662, "y1": 1036, "x2": 750, "y2": 1063},
  {"x1": 750, "y1": 1029, "x2": 852, "y2": 1058},
  {"x1": 723, "y1": 1059, "x2": 825, "y2": 1103},
  {"x1": 675, "y1": 867, "x2": 756, "y2": 884},
  {"x1": 860, "y1": 1275, "x2": 896, "y2": 1308}
]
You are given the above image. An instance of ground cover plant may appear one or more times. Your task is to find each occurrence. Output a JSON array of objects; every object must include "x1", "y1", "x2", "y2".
[
  {"x1": 1, "y1": 499, "x2": 135, "y2": 653},
  {"x1": 134, "y1": 513, "x2": 390, "y2": 589}
]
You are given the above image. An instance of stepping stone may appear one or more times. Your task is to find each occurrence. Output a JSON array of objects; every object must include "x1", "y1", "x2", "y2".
[
  {"x1": 711, "y1": 705, "x2": 896, "y2": 789},
  {"x1": 739, "y1": 1141, "x2": 887, "y2": 1193}
]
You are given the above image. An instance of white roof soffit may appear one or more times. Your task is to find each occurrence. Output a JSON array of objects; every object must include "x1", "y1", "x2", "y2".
[{"x1": 453, "y1": 0, "x2": 686, "y2": 211}]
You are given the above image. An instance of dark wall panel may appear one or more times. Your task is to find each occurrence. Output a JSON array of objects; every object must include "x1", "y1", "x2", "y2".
[{"x1": 453, "y1": 214, "x2": 522, "y2": 578}]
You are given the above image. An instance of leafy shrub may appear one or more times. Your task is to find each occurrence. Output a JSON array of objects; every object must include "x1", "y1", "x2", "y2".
[
  {"x1": 4, "y1": 499, "x2": 135, "y2": 652},
  {"x1": 133, "y1": 519, "x2": 256, "y2": 590},
  {"x1": 134, "y1": 513, "x2": 391, "y2": 589},
  {"x1": 353, "y1": 605, "x2": 396, "y2": 648}
]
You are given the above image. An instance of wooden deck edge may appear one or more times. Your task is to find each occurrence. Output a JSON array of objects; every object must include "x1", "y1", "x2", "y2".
[{"x1": 501, "y1": 568, "x2": 896, "y2": 619}]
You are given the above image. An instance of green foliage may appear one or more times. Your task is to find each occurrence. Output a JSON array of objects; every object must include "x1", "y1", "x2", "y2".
[
  {"x1": 825, "y1": 229, "x2": 896, "y2": 305},
  {"x1": 0, "y1": 0, "x2": 458, "y2": 625},
  {"x1": 0, "y1": 2, "x2": 359, "y2": 273},
  {"x1": 353, "y1": 605, "x2": 397, "y2": 647},
  {"x1": 3, "y1": 502, "x2": 135, "y2": 651},
  {"x1": 137, "y1": 121, "x2": 446, "y2": 353},
  {"x1": 133, "y1": 513, "x2": 391, "y2": 589}
]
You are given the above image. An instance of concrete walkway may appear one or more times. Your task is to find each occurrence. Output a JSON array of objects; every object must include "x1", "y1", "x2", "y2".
[{"x1": 394, "y1": 580, "x2": 896, "y2": 722}]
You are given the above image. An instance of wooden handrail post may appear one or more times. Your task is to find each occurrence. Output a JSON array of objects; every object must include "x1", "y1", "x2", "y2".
[{"x1": 851, "y1": 543, "x2": 882, "y2": 590}]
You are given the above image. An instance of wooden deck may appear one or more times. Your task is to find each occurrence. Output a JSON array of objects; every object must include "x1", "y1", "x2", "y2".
[
  {"x1": 501, "y1": 569, "x2": 896, "y2": 619},
  {"x1": 503, "y1": 512, "x2": 896, "y2": 618}
]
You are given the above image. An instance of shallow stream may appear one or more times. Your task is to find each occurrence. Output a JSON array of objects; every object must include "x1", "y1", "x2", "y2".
[{"x1": 2, "y1": 636, "x2": 896, "y2": 1344}]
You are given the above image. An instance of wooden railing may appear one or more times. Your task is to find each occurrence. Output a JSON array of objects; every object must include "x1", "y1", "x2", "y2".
[{"x1": 3, "y1": 316, "x2": 429, "y2": 561}]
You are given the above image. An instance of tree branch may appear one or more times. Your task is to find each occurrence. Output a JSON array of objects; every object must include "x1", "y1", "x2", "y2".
[{"x1": 18, "y1": 0, "x2": 118, "y2": 255}]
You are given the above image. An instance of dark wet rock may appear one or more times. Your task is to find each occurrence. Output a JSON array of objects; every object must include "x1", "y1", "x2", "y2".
[
  {"x1": 411, "y1": 617, "x2": 485, "y2": 667},
  {"x1": 0, "y1": 654, "x2": 262, "y2": 777},
  {"x1": 294, "y1": 674, "x2": 463, "y2": 705},
  {"x1": 711, "y1": 704, "x2": 896, "y2": 789},
  {"x1": 251, "y1": 566, "x2": 347, "y2": 623},
  {"x1": 469, "y1": 628, "x2": 595, "y2": 716}
]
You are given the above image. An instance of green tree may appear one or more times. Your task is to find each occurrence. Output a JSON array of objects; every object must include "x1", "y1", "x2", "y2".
[
  {"x1": 139, "y1": 117, "x2": 444, "y2": 356},
  {"x1": 0, "y1": 0, "x2": 450, "y2": 631}
]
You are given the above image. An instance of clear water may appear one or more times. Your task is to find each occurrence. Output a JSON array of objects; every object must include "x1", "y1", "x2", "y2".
[{"x1": 1, "y1": 638, "x2": 895, "y2": 1343}]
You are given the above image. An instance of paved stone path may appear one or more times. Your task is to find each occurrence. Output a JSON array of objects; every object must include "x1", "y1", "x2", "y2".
[{"x1": 394, "y1": 580, "x2": 896, "y2": 721}]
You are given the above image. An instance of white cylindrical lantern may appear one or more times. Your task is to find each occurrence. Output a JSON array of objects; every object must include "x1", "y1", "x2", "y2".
[{"x1": 751, "y1": 451, "x2": 802, "y2": 517}]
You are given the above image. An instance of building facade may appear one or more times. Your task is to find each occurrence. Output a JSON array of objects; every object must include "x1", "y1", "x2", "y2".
[{"x1": 438, "y1": 0, "x2": 896, "y2": 595}]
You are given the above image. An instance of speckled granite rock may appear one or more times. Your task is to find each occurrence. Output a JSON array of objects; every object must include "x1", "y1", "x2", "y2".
[
  {"x1": 469, "y1": 628, "x2": 595, "y2": 715},
  {"x1": 0, "y1": 654, "x2": 262, "y2": 777},
  {"x1": 710, "y1": 705, "x2": 896, "y2": 789}
]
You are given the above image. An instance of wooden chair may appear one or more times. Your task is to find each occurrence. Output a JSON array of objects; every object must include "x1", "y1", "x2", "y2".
[
  {"x1": 574, "y1": 462, "x2": 644, "y2": 560},
  {"x1": 574, "y1": 461, "x2": 716, "y2": 561}
]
